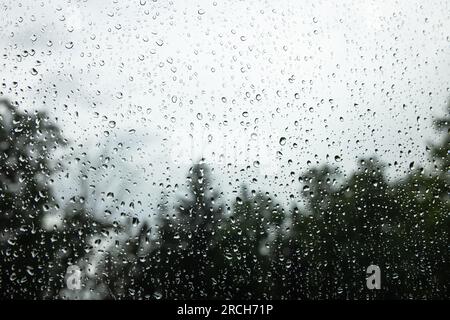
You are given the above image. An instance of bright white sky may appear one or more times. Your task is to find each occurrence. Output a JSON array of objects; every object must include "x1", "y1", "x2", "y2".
[{"x1": 1, "y1": 0, "x2": 449, "y2": 218}]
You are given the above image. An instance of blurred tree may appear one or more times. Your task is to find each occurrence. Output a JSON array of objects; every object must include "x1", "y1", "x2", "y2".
[
  {"x1": 54, "y1": 152, "x2": 137, "y2": 299},
  {"x1": 1, "y1": 96, "x2": 448, "y2": 300},
  {"x1": 102, "y1": 219, "x2": 153, "y2": 299},
  {"x1": 0, "y1": 98, "x2": 65, "y2": 299},
  {"x1": 284, "y1": 147, "x2": 448, "y2": 299},
  {"x1": 216, "y1": 187, "x2": 284, "y2": 298},
  {"x1": 281, "y1": 165, "x2": 344, "y2": 299},
  {"x1": 53, "y1": 175, "x2": 117, "y2": 299},
  {"x1": 388, "y1": 106, "x2": 449, "y2": 298},
  {"x1": 151, "y1": 161, "x2": 224, "y2": 299}
]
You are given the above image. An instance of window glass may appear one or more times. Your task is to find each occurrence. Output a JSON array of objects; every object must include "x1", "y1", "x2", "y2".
[{"x1": 0, "y1": 0, "x2": 448, "y2": 299}]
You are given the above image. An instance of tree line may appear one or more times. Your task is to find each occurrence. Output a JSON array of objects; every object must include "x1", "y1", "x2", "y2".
[{"x1": 0, "y1": 97, "x2": 448, "y2": 299}]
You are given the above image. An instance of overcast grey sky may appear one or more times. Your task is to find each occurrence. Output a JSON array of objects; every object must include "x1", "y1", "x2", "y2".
[{"x1": 1, "y1": 0, "x2": 449, "y2": 215}]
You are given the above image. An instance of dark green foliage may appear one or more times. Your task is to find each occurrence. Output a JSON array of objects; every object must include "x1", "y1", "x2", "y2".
[
  {"x1": 0, "y1": 98, "x2": 448, "y2": 299},
  {"x1": 151, "y1": 163, "x2": 224, "y2": 299},
  {"x1": 0, "y1": 99, "x2": 64, "y2": 299}
]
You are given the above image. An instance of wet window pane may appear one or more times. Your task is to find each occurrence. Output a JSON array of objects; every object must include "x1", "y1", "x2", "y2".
[{"x1": 0, "y1": 0, "x2": 448, "y2": 300}]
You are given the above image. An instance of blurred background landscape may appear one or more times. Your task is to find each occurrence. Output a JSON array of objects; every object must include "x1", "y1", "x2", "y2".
[
  {"x1": 0, "y1": 0, "x2": 449, "y2": 299},
  {"x1": 0, "y1": 97, "x2": 448, "y2": 299}
]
